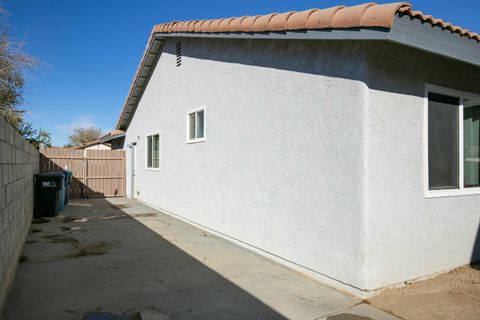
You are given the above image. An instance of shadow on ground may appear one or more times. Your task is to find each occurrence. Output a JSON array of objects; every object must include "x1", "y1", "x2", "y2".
[
  {"x1": 4, "y1": 198, "x2": 397, "y2": 320},
  {"x1": 4, "y1": 198, "x2": 287, "y2": 320},
  {"x1": 471, "y1": 223, "x2": 480, "y2": 270}
]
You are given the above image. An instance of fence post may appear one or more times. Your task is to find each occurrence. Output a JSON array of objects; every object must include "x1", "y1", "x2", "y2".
[{"x1": 83, "y1": 149, "x2": 87, "y2": 198}]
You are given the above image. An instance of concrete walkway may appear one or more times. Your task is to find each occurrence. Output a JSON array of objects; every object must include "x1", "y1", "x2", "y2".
[{"x1": 3, "y1": 198, "x2": 398, "y2": 320}]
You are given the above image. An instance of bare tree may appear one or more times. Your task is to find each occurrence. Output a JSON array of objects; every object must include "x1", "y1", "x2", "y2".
[
  {"x1": 0, "y1": 7, "x2": 50, "y2": 149},
  {"x1": 0, "y1": 8, "x2": 36, "y2": 126},
  {"x1": 66, "y1": 126, "x2": 103, "y2": 147}
]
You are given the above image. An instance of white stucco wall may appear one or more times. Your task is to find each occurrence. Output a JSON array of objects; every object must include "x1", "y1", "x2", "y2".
[
  {"x1": 124, "y1": 38, "x2": 480, "y2": 293},
  {"x1": 363, "y1": 42, "x2": 480, "y2": 290},
  {"x1": 124, "y1": 38, "x2": 370, "y2": 290}
]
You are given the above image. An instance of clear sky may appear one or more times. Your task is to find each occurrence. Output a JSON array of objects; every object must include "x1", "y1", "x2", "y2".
[{"x1": 5, "y1": 0, "x2": 480, "y2": 146}]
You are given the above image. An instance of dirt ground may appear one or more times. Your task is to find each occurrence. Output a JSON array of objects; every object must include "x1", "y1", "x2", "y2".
[{"x1": 367, "y1": 264, "x2": 480, "y2": 320}]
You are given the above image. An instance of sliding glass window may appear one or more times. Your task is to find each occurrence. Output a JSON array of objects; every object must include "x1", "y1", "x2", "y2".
[{"x1": 427, "y1": 88, "x2": 480, "y2": 194}]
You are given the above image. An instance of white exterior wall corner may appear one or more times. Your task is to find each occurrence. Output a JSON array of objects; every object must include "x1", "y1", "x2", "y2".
[
  {"x1": 363, "y1": 41, "x2": 480, "y2": 290},
  {"x1": 124, "y1": 38, "x2": 372, "y2": 292}
]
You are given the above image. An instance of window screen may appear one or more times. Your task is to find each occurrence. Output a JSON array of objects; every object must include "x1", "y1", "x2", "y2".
[
  {"x1": 464, "y1": 100, "x2": 480, "y2": 188},
  {"x1": 146, "y1": 134, "x2": 160, "y2": 169},
  {"x1": 187, "y1": 109, "x2": 205, "y2": 142},
  {"x1": 189, "y1": 113, "x2": 196, "y2": 140},
  {"x1": 147, "y1": 136, "x2": 153, "y2": 168},
  {"x1": 428, "y1": 92, "x2": 459, "y2": 190},
  {"x1": 196, "y1": 110, "x2": 204, "y2": 138}
]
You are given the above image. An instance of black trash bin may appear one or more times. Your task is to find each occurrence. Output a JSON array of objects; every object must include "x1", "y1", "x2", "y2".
[
  {"x1": 63, "y1": 170, "x2": 72, "y2": 205},
  {"x1": 34, "y1": 172, "x2": 65, "y2": 218}
]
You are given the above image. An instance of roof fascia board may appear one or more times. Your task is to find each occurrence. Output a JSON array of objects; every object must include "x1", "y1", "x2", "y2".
[
  {"x1": 157, "y1": 28, "x2": 390, "y2": 41},
  {"x1": 100, "y1": 133, "x2": 126, "y2": 143},
  {"x1": 117, "y1": 17, "x2": 480, "y2": 129},
  {"x1": 388, "y1": 14, "x2": 480, "y2": 67},
  {"x1": 116, "y1": 30, "x2": 388, "y2": 129},
  {"x1": 117, "y1": 37, "x2": 164, "y2": 129}
]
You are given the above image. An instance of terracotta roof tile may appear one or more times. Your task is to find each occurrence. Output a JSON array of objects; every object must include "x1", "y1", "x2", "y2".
[
  {"x1": 229, "y1": 16, "x2": 247, "y2": 32},
  {"x1": 286, "y1": 9, "x2": 316, "y2": 30},
  {"x1": 361, "y1": 2, "x2": 409, "y2": 27},
  {"x1": 253, "y1": 13, "x2": 277, "y2": 32},
  {"x1": 218, "y1": 17, "x2": 235, "y2": 31},
  {"x1": 269, "y1": 11, "x2": 295, "y2": 31},
  {"x1": 115, "y1": 2, "x2": 479, "y2": 129},
  {"x1": 307, "y1": 6, "x2": 344, "y2": 29},
  {"x1": 397, "y1": 6, "x2": 479, "y2": 41},
  {"x1": 148, "y1": 2, "x2": 478, "y2": 42},
  {"x1": 210, "y1": 19, "x2": 222, "y2": 32},
  {"x1": 332, "y1": 2, "x2": 377, "y2": 28},
  {"x1": 240, "y1": 15, "x2": 260, "y2": 32}
]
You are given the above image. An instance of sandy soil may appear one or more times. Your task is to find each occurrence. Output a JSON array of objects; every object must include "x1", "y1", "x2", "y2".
[{"x1": 367, "y1": 264, "x2": 480, "y2": 320}]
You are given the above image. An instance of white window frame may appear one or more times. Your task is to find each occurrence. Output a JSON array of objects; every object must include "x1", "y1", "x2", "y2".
[
  {"x1": 186, "y1": 106, "x2": 206, "y2": 144},
  {"x1": 424, "y1": 84, "x2": 480, "y2": 198},
  {"x1": 145, "y1": 132, "x2": 161, "y2": 171}
]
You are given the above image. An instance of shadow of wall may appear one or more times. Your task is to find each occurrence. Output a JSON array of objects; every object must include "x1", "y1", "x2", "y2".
[
  {"x1": 472, "y1": 224, "x2": 480, "y2": 267},
  {"x1": 162, "y1": 37, "x2": 480, "y2": 269},
  {"x1": 3, "y1": 197, "x2": 288, "y2": 319},
  {"x1": 166, "y1": 38, "x2": 480, "y2": 100}
]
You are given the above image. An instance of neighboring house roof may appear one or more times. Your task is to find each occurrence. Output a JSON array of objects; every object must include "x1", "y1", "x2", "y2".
[
  {"x1": 99, "y1": 129, "x2": 126, "y2": 143},
  {"x1": 115, "y1": 2, "x2": 480, "y2": 130},
  {"x1": 75, "y1": 139, "x2": 106, "y2": 149}
]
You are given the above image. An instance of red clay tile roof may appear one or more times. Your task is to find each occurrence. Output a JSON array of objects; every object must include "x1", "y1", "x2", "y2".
[
  {"x1": 115, "y1": 2, "x2": 480, "y2": 129},
  {"x1": 397, "y1": 6, "x2": 479, "y2": 40},
  {"x1": 152, "y1": 2, "x2": 479, "y2": 41}
]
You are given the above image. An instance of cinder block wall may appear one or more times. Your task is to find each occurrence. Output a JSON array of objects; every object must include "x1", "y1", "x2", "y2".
[{"x1": 0, "y1": 117, "x2": 39, "y2": 311}]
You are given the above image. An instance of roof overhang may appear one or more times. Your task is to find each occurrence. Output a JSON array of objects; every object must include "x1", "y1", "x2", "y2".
[
  {"x1": 99, "y1": 130, "x2": 126, "y2": 143},
  {"x1": 115, "y1": 12, "x2": 480, "y2": 131},
  {"x1": 115, "y1": 38, "x2": 164, "y2": 130}
]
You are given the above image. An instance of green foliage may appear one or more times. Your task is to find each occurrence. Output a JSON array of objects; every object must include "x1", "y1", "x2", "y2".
[{"x1": 18, "y1": 121, "x2": 51, "y2": 149}]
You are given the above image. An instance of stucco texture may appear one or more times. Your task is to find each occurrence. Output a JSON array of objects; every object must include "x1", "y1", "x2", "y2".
[
  {"x1": 124, "y1": 37, "x2": 480, "y2": 293},
  {"x1": 363, "y1": 41, "x2": 480, "y2": 289},
  {"x1": 125, "y1": 38, "x2": 369, "y2": 290}
]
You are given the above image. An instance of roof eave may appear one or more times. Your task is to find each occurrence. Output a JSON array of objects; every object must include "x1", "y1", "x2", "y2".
[
  {"x1": 115, "y1": 14, "x2": 480, "y2": 130},
  {"x1": 388, "y1": 13, "x2": 480, "y2": 68},
  {"x1": 100, "y1": 132, "x2": 126, "y2": 143},
  {"x1": 115, "y1": 36, "x2": 164, "y2": 130},
  {"x1": 115, "y1": 29, "x2": 391, "y2": 130}
]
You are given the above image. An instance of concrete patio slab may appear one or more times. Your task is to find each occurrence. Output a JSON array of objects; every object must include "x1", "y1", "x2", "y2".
[{"x1": 2, "y1": 198, "x2": 398, "y2": 320}]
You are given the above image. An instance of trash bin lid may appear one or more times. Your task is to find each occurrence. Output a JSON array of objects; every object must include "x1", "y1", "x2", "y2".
[{"x1": 35, "y1": 172, "x2": 65, "y2": 178}]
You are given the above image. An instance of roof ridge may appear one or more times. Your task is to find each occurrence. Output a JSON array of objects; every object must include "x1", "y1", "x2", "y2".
[
  {"x1": 114, "y1": 2, "x2": 480, "y2": 130},
  {"x1": 154, "y1": 2, "x2": 411, "y2": 33},
  {"x1": 149, "y1": 2, "x2": 479, "y2": 42}
]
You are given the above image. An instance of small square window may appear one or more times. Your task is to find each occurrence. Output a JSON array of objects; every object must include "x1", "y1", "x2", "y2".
[
  {"x1": 187, "y1": 108, "x2": 205, "y2": 143},
  {"x1": 146, "y1": 133, "x2": 160, "y2": 169}
]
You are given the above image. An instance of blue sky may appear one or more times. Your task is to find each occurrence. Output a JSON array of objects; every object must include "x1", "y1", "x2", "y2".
[{"x1": 5, "y1": 0, "x2": 480, "y2": 146}]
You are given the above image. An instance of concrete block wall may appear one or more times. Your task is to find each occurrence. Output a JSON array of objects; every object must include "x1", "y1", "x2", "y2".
[{"x1": 0, "y1": 117, "x2": 39, "y2": 311}]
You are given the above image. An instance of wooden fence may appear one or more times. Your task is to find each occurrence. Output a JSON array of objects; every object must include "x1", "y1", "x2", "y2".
[{"x1": 39, "y1": 148, "x2": 125, "y2": 198}]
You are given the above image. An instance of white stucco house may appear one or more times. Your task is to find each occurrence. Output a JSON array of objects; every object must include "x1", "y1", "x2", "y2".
[{"x1": 112, "y1": 2, "x2": 480, "y2": 296}]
